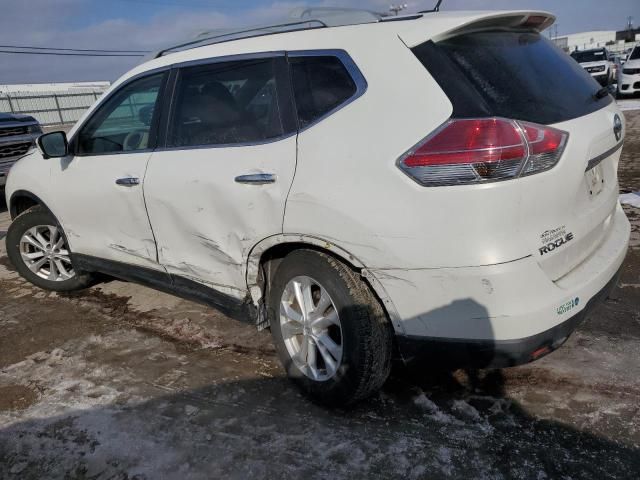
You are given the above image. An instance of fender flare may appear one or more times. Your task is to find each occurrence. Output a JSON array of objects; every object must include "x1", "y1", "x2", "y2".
[
  {"x1": 8, "y1": 190, "x2": 55, "y2": 220},
  {"x1": 245, "y1": 234, "x2": 406, "y2": 334}
]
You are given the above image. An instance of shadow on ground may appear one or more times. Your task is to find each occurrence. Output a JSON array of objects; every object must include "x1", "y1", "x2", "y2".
[
  {"x1": 1, "y1": 361, "x2": 638, "y2": 479},
  {"x1": 0, "y1": 197, "x2": 7, "y2": 240}
]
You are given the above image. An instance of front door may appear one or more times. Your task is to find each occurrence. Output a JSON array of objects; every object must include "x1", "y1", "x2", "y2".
[
  {"x1": 51, "y1": 72, "x2": 168, "y2": 270},
  {"x1": 144, "y1": 56, "x2": 297, "y2": 296}
]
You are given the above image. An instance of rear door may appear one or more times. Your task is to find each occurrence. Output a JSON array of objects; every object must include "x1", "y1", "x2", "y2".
[{"x1": 143, "y1": 55, "x2": 298, "y2": 295}]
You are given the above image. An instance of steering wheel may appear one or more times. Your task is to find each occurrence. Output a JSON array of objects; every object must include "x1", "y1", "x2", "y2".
[{"x1": 123, "y1": 129, "x2": 149, "y2": 151}]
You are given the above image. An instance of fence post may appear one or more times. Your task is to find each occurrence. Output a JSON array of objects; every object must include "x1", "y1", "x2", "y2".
[
  {"x1": 53, "y1": 94, "x2": 64, "y2": 125},
  {"x1": 6, "y1": 95, "x2": 15, "y2": 113}
]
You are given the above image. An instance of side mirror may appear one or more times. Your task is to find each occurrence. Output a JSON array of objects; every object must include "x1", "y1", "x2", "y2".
[{"x1": 37, "y1": 131, "x2": 68, "y2": 159}]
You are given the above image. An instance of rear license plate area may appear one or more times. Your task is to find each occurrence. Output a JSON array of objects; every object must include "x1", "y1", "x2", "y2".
[{"x1": 586, "y1": 164, "x2": 604, "y2": 196}]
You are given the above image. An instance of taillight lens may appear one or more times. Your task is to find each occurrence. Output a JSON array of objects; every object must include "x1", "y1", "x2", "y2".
[{"x1": 398, "y1": 118, "x2": 568, "y2": 187}]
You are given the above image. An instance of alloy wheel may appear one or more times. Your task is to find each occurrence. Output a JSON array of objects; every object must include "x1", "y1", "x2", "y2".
[
  {"x1": 280, "y1": 276, "x2": 343, "y2": 381},
  {"x1": 19, "y1": 225, "x2": 75, "y2": 282}
]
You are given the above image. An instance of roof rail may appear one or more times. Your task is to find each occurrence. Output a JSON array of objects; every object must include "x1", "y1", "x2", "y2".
[
  {"x1": 153, "y1": 7, "x2": 421, "y2": 59},
  {"x1": 156, "y1": 20, "x2": 327, "y2": 58}
]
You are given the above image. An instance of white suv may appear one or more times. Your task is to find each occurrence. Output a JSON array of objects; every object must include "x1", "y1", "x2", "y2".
[
  {"x1": 4, "y1": 9, "x2": 630, "y2": 405},
  {"x1": 618, "y1": 44, "x2": 640, "y2": 96},
  {"x1": 570, "y1": 47, "x2": 614, "y2": 87}
]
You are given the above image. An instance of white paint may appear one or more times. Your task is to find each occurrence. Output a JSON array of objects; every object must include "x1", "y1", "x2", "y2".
[
  {"x1": 50, "y1": 152, "x2": 162, "y2": 270},
  {"x1": 370, "y1": 204, "x2": 629, "y2": 341},
  {"x1": 4, "y1": 10, "x2": 632, "y2": 348},
  {"x1": 145, "y1": 138, "x2": 297, "y2": 291},
  {"x1": 617, "y1": 57, "x2": 640, "y2": 97}
]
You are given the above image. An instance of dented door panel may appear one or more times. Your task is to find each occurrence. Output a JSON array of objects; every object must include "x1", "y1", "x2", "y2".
[{"x1": 144, "y1": 137, "x2": 297, "y2": 293}]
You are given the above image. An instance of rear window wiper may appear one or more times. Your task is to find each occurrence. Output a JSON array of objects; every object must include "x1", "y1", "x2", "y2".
[{"x1": 594, "y1": 87, "x2": 610, "y2": 100}]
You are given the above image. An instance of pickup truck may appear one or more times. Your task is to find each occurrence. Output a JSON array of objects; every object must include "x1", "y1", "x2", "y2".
[{"x1": 0, "y1": 113, "x2": 42, "y2": 191}]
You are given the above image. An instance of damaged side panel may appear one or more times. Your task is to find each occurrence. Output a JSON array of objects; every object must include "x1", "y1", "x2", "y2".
[{"x1": 143, "y1": 137, "x2": 298, "y2": 295}]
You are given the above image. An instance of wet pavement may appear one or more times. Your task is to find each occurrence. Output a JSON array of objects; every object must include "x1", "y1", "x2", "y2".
[{"x1": 0, "y1": 112, "x2": 639, "y2": 479}]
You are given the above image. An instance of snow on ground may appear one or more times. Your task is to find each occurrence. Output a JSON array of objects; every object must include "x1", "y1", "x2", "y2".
[{"x1": 617, "y1": 99, "x2": 640, "y2": 111}]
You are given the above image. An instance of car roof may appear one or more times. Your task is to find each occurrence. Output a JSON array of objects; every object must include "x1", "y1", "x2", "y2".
[
  {"x1": 127, "y1": 10, "x2": 552, "y2": 75},
  {"x1": 152, "y1": 8, "x2": 415, "y2": 59},
  {"x1": 66, "y1": 9, "x2": 554, "y2": 139}
]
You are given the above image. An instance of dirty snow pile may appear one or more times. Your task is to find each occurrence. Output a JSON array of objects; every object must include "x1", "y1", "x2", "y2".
[{"x1": 620, "y1": 192, "x2": 640, "y2": 208}]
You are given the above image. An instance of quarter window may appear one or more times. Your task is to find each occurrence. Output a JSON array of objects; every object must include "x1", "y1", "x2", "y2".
[
  {"x1": 169, "y1": 59, "x2": 284, "y2": 147},
  {"x1": 77, "y1": 73, "x2": 165, "y2": 155},
  {"x1": 289, "y1": 55, "x2": 357, "y2": 128}
]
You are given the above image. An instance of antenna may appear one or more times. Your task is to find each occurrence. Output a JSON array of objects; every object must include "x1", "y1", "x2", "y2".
[
  {"x1": 419, "y1": 0, "x2": 443, "y2": 13},
  {"x1": 389, "y1": 4, "x2": 408, "y2": 16}
]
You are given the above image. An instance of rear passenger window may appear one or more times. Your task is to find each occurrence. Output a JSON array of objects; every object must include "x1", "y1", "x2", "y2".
[
  {"x1": 169, "y1": 59, "x2": 284, "y2": 147},
  {"x1": 289, "y1": 56, "x2": 357, "y2": 128}
]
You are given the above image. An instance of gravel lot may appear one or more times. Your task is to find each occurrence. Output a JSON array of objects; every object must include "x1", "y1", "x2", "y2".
[{"x1": 1, "y1": 109, "x2": 639, "y2": 479}]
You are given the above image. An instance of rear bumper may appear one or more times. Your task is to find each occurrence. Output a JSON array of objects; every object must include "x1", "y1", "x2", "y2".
[
  {"x1": 395, "y1": 265, "x2": 622, "y2": 368},
  {"x1": 371, "y1": 204, "x2": 630, "y2": 368}
]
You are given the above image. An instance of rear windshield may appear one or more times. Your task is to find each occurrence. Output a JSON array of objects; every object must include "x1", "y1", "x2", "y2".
[
  {"x1": 413, "y1": 31, "x2": 612, "y2": 125},
  {"x1": 571, "y1": 49, "x2": 607, "y2": 63}
]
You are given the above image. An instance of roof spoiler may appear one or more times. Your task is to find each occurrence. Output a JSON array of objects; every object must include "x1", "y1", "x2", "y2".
[
  {"x1": 400, "y1": 11, "x2": 555, "y2": 48},
  {"x1": 443, "y1": 12, "x2": 555, "y2": 38}
]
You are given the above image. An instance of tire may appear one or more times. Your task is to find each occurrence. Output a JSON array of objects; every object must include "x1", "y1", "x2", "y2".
[
  {"x1": 268, "y1": 249, "x2": 393, "y2": 406},
  {"x1": 6, "y1": 205, "x2": 92, "y2": 292}
]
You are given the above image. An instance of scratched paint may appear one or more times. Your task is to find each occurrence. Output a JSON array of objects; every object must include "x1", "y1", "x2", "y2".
[{"x1": 143, "y1": 136, "x2": 298, "y2": 292}]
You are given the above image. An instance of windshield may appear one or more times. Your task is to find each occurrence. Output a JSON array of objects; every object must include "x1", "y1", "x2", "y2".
[
  {"x1": 630, "y1": 47, "x2": 640, "y2": 60},
  {"x1": 571, "y1": 50, "x2": 607, "y2": 63}
]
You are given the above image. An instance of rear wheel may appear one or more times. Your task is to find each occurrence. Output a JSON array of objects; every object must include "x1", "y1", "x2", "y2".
[
  {"x1": 268, "y1": 249, "x2": 393, "y2": 406},
  {"x1": 6, "y1": 206, "x2": 92, "y2": 292}
]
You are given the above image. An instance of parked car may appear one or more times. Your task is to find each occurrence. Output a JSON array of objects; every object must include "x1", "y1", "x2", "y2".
[
  {"x1": 0, "y1": 113, "x2": 41, "y2": 193},
  {"x1": 571, "y1": 47, "x2": 614, "y2": 86},
  {"x1": 611, "y1": 54, "x2": 623, "y2": 81},
  {"x1": 4, "y1": 9, "x2": 630, "y2": 405},
  {"x1": 618, "y1": 44, "x2": 640, "y2": 96}
]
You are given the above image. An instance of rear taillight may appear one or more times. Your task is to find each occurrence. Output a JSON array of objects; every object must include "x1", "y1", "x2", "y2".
[{"x1": 398, "y1": 118, "x2": 568, "y2": 187}]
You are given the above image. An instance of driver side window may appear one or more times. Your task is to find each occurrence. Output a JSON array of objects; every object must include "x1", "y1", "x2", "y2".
[{"x1": 76, "y1": 73, "x2": 165, "y2": 155}]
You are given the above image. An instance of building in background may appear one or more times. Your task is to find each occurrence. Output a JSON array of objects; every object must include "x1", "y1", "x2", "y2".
[
  {"x1": 552, "y1": 28, "x2": 640, "y2": 54},
  {"x1": 0, "y1": 82, "x2": 110, "y2": 126},
  {"x1": 0, "y1": 81, "x2": 110, "y2": 95}
]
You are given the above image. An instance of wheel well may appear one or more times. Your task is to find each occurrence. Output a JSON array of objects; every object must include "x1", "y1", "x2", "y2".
[
  {"x1": 256, "y1": 242, "x2": 401, "y2": 351},
  {"x1": 10, "y1": 194, "x2": 40, "y2": 219},
  {"x1": 258, "y1": 242, "x2": 362, "y2": 292},
  {"x1": 255, "y1": 243, "x2": 362, "y2": 328}
]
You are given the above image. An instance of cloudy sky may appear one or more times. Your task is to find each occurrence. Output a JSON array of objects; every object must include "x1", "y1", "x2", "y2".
[{"x1": 1, "y1": 0, "x2": 638, "y2": 84}]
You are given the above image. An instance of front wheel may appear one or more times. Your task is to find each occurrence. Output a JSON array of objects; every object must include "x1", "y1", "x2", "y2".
[
  {"x1": 6, "y1": 206, "x2": 92, "y2": 292},
  {"x1": 268, "y1": 249, "x2": 393, "y2": 406}
]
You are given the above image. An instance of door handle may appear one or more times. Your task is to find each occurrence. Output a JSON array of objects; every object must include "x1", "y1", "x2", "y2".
[
  {"x1": 235, "y1": 173, "x2": 277, "y2": 185},
  {"x1": 116, "y1": 177, "x2": 140, "y2": 187}
]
